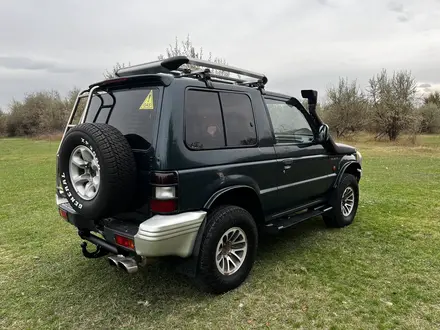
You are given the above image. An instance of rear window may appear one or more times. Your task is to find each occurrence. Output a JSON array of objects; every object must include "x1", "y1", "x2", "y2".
[{"x1": 85, "y1": 87, "x2": 160, "y2": 147}]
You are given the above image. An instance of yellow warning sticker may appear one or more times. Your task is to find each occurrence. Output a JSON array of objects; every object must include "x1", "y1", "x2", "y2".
[{"x1": 139, "y1": 90, "x2": 154, "y2": 110}]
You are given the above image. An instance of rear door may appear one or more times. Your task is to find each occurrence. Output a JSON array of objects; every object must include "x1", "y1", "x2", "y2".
[
  {"x1": 264, "y1": 97, "x2": 335, "y2": 210},
  {"x1": 84, "y1": 86, "x2": 163, "y2": 213}
]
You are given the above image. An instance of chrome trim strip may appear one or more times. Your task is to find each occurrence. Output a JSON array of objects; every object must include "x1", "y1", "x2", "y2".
[
  {"x1": 260, "y1": 173, "x2": 337, "y2": 194},
  {"x1": 178, "y1": 158, "x2": 277, "y2": 174},
  {"x1": 260, "y1": 186, "x2": 278, "y2": 194},
  {"x1": 279, "y1": 154, "x2": 328, "y2": 160}
]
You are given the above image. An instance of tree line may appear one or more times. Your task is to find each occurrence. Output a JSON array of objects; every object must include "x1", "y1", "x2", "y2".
[
  {"x1": 322, "y1": 71, "x2": 440, "y2": 140},
  {"x1": 0, "y1": 35, "x2": 439, "y2": 141}
]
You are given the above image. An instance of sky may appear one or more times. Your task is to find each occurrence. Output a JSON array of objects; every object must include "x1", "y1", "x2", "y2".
[{"x1": 1, "y1": 0, "x2": 440, "y2": 109}]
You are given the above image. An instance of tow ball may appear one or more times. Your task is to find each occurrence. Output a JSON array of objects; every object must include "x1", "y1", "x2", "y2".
[{"x1": 81, "y1": 242, "x2": 109, "y2": 259}]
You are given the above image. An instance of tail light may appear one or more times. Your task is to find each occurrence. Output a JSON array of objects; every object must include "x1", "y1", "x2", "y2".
[
  {"x1": 59, "y1": 208, "x2": 68, "y2": 219},
  {"x1": 150, "y1": 172, "x2": 178, "y2": 213},
  {"x1": 115, "y1": 234, "x2": 135, "y2": 249}
]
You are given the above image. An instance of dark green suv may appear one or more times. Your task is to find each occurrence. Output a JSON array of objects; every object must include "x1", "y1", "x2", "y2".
[{"x1": 56, "y1": 56, "x2": 363, "y2": 293}]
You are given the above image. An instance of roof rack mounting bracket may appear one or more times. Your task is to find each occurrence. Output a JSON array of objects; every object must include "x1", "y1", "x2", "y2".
[
  {"x1": 181, "y1": 68, "x2": 214, "y2": 88},
  {"x1": 200, "y1": 69, "x2": 213, "y2": 88}
]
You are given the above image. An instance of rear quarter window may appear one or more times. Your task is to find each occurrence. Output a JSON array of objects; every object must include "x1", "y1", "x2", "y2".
[
  {"x1": 220, "y1": 92, "x2": 256, "y2": 146},
  {"x1": 184, "y1": 89, "x2": 257, "y2": 150},
  {"x1": 185, "y1": 90, "x2": 226, "y2": 150}
]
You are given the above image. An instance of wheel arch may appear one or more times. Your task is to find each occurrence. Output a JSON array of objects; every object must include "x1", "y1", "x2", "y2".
[
  {"x1": 334, "y1": 161, "x2": 361, "y2": 188},
  {"x1": 184, "y1": 185, "x2": 263, "y2": 277},
  {"x1": 204, "y1": 185, "x2": 264, "y2": 226}
]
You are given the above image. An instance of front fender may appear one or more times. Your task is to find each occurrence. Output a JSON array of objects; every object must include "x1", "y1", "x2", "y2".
[{"x1": 333, "y1": 154, "x2": 361, "y2": 188}]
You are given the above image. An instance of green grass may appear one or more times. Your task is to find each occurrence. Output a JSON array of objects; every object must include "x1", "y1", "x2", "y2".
[{"x1": 1, "y1": 136, "x2": 440, "y2": 329}]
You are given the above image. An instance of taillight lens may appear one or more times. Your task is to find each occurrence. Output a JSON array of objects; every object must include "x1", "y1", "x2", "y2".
[
  {"x1": 150, "y1": 199, "x2": 177, "y2": 213},
  {"x1": 59, "y1": 208, "x2": 68, "y2": 219},
  {"x1": 150, "y1": 172, "x2": 178, "y2": 213},
  {"x1": 115, "y1": 234, "x2": 135, "y2": 249}
]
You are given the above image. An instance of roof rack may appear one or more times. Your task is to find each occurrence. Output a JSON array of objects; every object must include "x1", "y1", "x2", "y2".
[{"x1": 115, "y1": 56, "x2": 268, "y2": 86}]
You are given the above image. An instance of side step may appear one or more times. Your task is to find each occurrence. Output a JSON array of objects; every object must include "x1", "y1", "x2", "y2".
[{"x1": 265, "y1": 205, "x2": 332, "y2": 233}]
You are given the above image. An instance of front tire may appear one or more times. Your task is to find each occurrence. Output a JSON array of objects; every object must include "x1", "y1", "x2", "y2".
[
  {"x1": 323, "y1": 173, "x2": 359, "y2": 228},
  {"x1": 196, "y1": 206, "x2": 258, "y2": 294}
]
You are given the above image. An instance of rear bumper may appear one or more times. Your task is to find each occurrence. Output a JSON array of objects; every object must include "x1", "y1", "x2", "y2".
[
  {"x1": 57, "y1": 195, "x2": 206, "y2": 258},
  {"x1": 134, "y1": 211, "x2": 206, "y2": 258}
]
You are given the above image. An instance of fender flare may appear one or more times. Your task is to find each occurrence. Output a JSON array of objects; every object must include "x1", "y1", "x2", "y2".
[
  {"x1": 203, "y1": 185, "x2": 260, "y2": 209},
  {"x1": 333, "y1": 161, "x2": 361, "y2": 188}
]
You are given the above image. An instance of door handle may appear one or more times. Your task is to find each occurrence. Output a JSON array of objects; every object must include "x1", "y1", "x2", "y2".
[{"x1": 283, "y1": 158, "x2": 293, "y2": 170}]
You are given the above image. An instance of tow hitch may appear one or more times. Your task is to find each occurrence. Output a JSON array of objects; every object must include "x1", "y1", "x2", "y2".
[
  {"x1": 79, "y1": 230, "x2": 118, "y2": 259},
  {"x1": 81, "y1": 242, "x2": 109, "y2": 259}
]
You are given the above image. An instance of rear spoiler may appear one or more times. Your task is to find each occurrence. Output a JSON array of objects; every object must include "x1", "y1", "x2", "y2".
[{"x1": 89, "y1": 74, "x2": 173, "y2": 89}]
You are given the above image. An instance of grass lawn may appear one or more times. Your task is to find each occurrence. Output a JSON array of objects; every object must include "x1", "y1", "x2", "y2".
[{"x1": 1, "y1": 135, "x2": 440, "y2": 329}]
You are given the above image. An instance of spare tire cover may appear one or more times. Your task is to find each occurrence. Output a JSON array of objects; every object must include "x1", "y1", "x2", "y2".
[{"x1": 58, "y1": 123, "x2": 137, "y2": 219}]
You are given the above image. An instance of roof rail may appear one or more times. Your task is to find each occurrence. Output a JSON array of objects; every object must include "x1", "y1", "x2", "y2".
[{"x1": 115, "y1": 56, "x2": 268, "y2": 86}]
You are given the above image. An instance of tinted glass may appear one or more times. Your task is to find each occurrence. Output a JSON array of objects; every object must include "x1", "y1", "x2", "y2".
[
  {"x1": 85, "y1": 88, "x2": 160, "y2": 147},
  {"x1": 264, "y1": 98, "x2": 314, "y2": 144},
  {"x1": 185, "y1": 90, "x2": 225, "y2": 150},
  {"x1": 220, "y1": 93, "x2": 257, "y2": 146}
]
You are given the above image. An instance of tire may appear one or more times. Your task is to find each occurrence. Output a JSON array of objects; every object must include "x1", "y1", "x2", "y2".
[
  {"x1": 323, "y1": 173, "x2": 359, "y2": 228},
  {"x1": 58, "y1": 123, "x2": 136, "y2": 219},
  {"x1": 196, "y1": 205, "x2": 258, "y2": 294}
]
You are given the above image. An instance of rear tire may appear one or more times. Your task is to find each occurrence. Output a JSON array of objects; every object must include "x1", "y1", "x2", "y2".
[
  {"x1": 323, "y1": 173, "x2": 359, "y2": 228},
  {"x1": 196, "y1": 205, "x2": 258, "y2": 294}
]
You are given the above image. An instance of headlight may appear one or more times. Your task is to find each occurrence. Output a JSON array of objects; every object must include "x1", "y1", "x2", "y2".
[{"x1": 356, "y1": 150, "x2": 363, "y2": 165}]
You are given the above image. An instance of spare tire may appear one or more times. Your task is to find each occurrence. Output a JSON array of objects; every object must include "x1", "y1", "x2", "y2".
[{"x1": 58, "y1": 123, "x2": 137, "y2": 219}]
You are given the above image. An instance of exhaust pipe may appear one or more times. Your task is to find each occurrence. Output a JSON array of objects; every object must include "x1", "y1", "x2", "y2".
[
  {"x1": 108, "y1": 255, "x2": 126, "y2": 267},
  {"x1": 117, "y1": 258, "x2": 138, "y2": 274}
]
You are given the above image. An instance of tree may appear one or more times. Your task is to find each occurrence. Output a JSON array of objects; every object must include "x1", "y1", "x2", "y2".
[
  {"x1": 420, "y1": 102, "x2": 440, "y2": 133},
  {"x1": 367, "y1": 69, "x2": 419, "y2": 141},
  {"x1": 0, "y1": 109, "x2": 6, "y2": 136},
  {"x1": 103, "y1": 62, "x2": 129, "y2": 79},
  {"x1": 158, "y1": 35, "x2": 229, "y2": 76},
  {"x1": 322, "y1": 78, "x2": 368, "y2": 138},
  {"x1": 424, "y1": 91, "x2": 440, "y2": 107},
  {"x1": 3, "y1": 89, "x2": 80, "y2": 137}
]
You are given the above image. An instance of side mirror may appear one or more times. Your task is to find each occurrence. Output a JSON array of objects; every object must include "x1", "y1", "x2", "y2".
[{"x1": 317, "y1": 124, "x2": 330, "y2": 143}]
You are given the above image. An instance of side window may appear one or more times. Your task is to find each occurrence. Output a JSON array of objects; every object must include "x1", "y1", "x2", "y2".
[
  {"x1": 185, "y1": 90, "x2": 225, "y2": 150},
  {"x1": 264, "y1": 98, "x2": 314, "y2": 144},
  {"x1": 220, "y1": 93, "x2": 257, "y2": 146}
]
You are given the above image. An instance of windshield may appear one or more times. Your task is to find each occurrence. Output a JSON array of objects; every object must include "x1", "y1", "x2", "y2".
[{"x1": 84, "y1": 87, "x2": 161, "y2": 148}]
